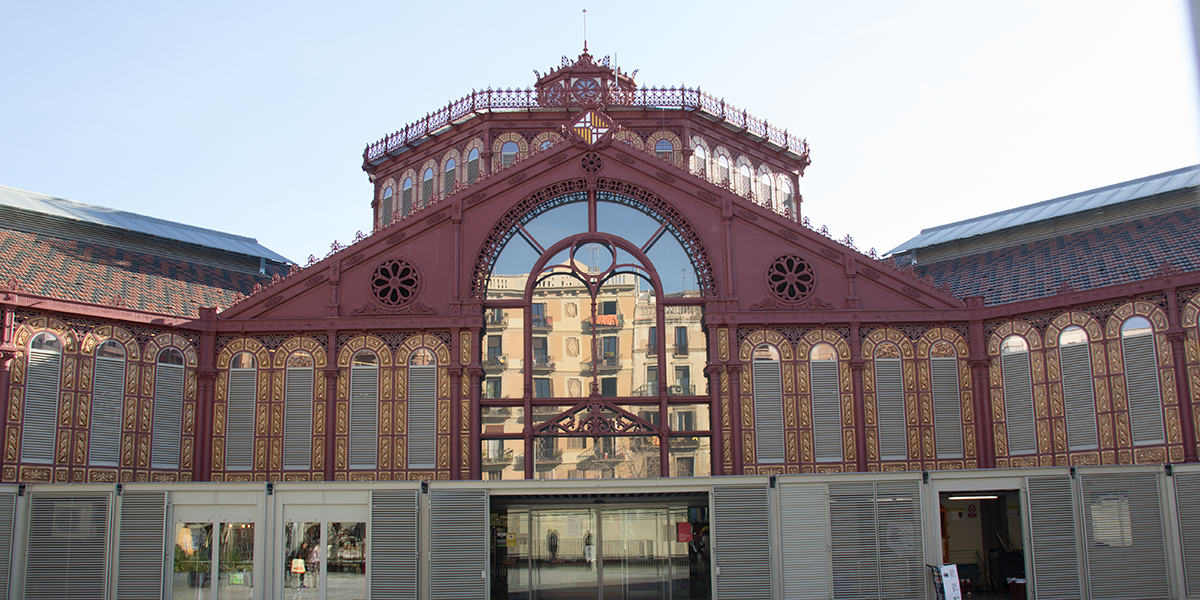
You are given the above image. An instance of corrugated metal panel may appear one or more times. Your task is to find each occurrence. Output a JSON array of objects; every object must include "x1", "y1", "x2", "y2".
[
  {"x1": 1081, "y1": 472, "x2": 1168, "y2": 600},
  {"x1": 408, "y1": 366, "x2": 437, "y2": 469},
  {"x1": 225, "y1": 368, "x2": 256, "y2": 471},
  {"x1": 151, "y1": 363, "x2": 184, "y2": 469},
  {"x1": 828, "y1": 481, "x2": 878, "y2": 599},
  {"x1": 371, "y1": 489, "x2": 418, "y2": 600},
  {"x1": 812, "y1": 361, "x2": 842, "y2": 463},
  {"x1": 886, "y1": 164, "x2": 1200, "y2": 255},
  {"x1": 1121, "y1": 335, "x2": 1164, "y2": 445},
  {"x1": 429, "y1": 489, "x2": 488, "y2": 600},
  {"x1": 26, "y1": 493, "x2": 111, "y2": 599},
  {"x1": 89, "y1": 356, "x2": 124, "y2": 466},
  {"x1": 753, "y1": 359, "x2": 785, "y2": 464},
  {"x1": 0, "y1": 492, "x2": 14, "y2": 600},
  {"x1": 0, "y1": 184, "x2": 291, "y2": 263},
  {"x1": 284, "y1": 367, "x2": 314, "y2": 470},
  {"x1": 1176, "y1": 472, "x2": 1200, "y2": 597},
  {"x1": 779, "y1": 483, "x2": 830, "y2": 600},
  {"x1": 931, "y1": 358, "x2": 962, "y2": 459},
  {"x1": 875, "y1": 359, "x2": 906, "y2": 461},
  {"x1": 1060, "y1": 344, "x2": 1098, "y2": 450},
  {"x1": 350, "y1": 365, "x2": 379, "y2": 469},
  {"x1": 116, "y1": 492, "x2": 167, "y2": 600},
  {"x1": 1027, "y1": 476, "x2": 1082, "y2": 600},
  {"x1": 1002, "y1": 352, "x2": 1036, "y2": 455},
  {"x1": 712, "y1": 484, "x2": 772, "y2": 600},
  {"x1": 22, "y1": 350, "x2": 60, "y2": 464},
  {"x1": 876, "y1": 480, "x2": 923, "y2": 600}
]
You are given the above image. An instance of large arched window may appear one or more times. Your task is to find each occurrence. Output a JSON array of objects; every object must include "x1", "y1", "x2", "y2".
[
  {"x1": 1121, "y1": 317, "x2": 1163, "y2": 445},
  {"x1": 90, "y1": 340, "x2": 125, "y2": 466},
  {"x1": 752, "y1": 344, "x2": 784, "y2": 464},
  {"x1": 226, "y1": 351, "x2": 257, "y2": 471},
  {"x1": 1001, "y1": 336, "x2": 1035, "y2": 455},
  {"x1": 284, "y1": 351, "x2": 314, "y2": 470},
  {"x1": 1059, "y1": 326, "x2": 1097, "y2": 450},
  {"x1": 23, "y1": 332, "x2": 62, "y2": 464},
  {"x1": 443, "y1": 158, "x2": 456, "y2": 196},
  {"x1": 873, "y1": 345, "x2": 905, "y2": 461},
  {"x1": 408, "y1": 348, "x2": 437, "y2": 469},
  {"x1": 152, "y1": 347, "x2": 185, "y2": 469},
  {"x1": 350, "y1": 350, "x2": 379, "y2": 470},
  {"x1": 810, "y1": 343, "x2": 841, "y2": 463},
  {"x1": 467, "y1": 148, "x2": 481, "y2": 183},
  {"x1": 930, "y1": 343, "x2": 962, "y2": 459}
]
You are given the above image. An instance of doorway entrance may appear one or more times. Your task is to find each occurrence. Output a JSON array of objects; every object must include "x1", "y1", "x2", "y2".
[
  {"x1": 938, "y1": 490, "x2": 1023, "y2": 599},
  {"x1": 489, "y1": 500, "x2": 710, "y2": 600}
]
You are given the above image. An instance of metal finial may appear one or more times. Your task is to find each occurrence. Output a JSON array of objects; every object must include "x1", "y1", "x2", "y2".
[{"x1": 583, "y1": 9, "x2": 587, "y2": 52}]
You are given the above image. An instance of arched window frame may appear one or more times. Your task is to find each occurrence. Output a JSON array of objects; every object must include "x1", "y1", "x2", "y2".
[
  {"x1": 224, "y1": 350, "x2": 258, "y2": 471},
  {"x1": 1120, "y1": 316, "x2": 1164, "y2": 446},
  {"x1": 89, "y1": 339, "x2": 126, "y2": 467},
  {"x1": 809, "y1": 340, "x2": 843, "y2": 464},
  {"x1": 407, "y1": 347, "x2": 439, "y2": 470},
  {"x1": 467, "y1": 146, "x2": 482, "y2": 184},
  {"x1": 151, "y1": 347, "x2": 186, "y2": 470},
  {"x1": 421, "y1": 167, "x2": 435, "y2": 207},
  {"x1": 380, "y1": 183, "x2": 394, "y2": 226},
  {"x1": 1000, "y1": 333, "x2": 1036, "y2": 456},
  {"x1": 23, "y1": 331, "x2": 64, "y2": 464},
  {"x1": 283, "y1": 350, "x2": 315, "y2": 471},
  {"x1": 349, "y1": 349, "x2": 380, "y2": 470},
  {"x1": 751, "y1": 343, "x2": 784, "y2": 464},
  {"x1": 401, "y1": 176, "x2": 414, "y2": 216}
]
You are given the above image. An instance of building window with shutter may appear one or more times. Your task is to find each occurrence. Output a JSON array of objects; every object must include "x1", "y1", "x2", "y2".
[
  {"x1": 739, "y1": 164, "x2": 752, "y2": 195},
  {"x1": 443, "y1": 158, "x2": 456, "y2": 196},
  {"x1": 23, "y1": 333, "x2": 62, "y2": 464},
  {"x1": 534, "y1": 378, "x2": 552, "y2": 398},
  {"x1": 501, "y1": 141, "x2": 519, "y2": 167},
  {"x1": 1059, "y1": 326, "x2": 1098, "y2": 450},
  {"x1": 401, "y1": 178, "x2": 413, "y2": 216},
  {"x1": 780, "y1": 179, "x2": 795, "y2": 216},
  {"x1": 407, "y1": 348, "x2": 438, "y2": 469},
  {"x1": 225, "y1": 351, "x2": 257, "y2": 471},
  {"x1": 380, "y1": 185, "x2": 393, "y2": 225},
  {"x1": 655, "y1": 139, "x2": 673, "y2": 161},
  {"x1": 1001, "y1": 335, "x2": 1036, "y2": 455},
  {"x1": 718, "y1": 155, "x2": 730, "y2": 184},
  {"x1": 759, "y1": 172, "x2": 774, "y2": 208},
  {"x1": 931, "y1": 346, "x2": 962, "y2": 459},
  {"x1": 283, "y1": 351, "x2": 314, "y2": 471},
  {"x1": 350, "y1": 350, "x2": 379, "y2": 470},
  {"x1": 467, "y1": 148, "x2": 480, "y2": 183},
  {"x1": 421, "y1": 168, "x2": 434, "y2": 207},
  {"x1": 692, "y1": 144, "x2": 707, "y2": 177},
  {"x1": 811, "y1": 343, "x2": 842, "y2": 463},
  {"x1": 873, "y1": 350, "x2": 905, "y2": 461},
  {"x1": 89, "y1": 340, "x2": 125, "y2": 467},
  {"x1": 1122, "y1": 316, "x2": 1164, "y2": 445},
  {"x1": 152, "y1": 347, "x2": 186, "y2": 470},
  {"x1": 752, "y1": 344, "x2": 784, "y2": 464}
]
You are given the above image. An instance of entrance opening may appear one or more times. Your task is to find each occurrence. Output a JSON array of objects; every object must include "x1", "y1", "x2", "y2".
[
  {"x1": 938, "y1": 490, "x2": 1024, "y2": 600},
  {"x1": 490, "y1": 495, "x2": 710, "y2": 600}
]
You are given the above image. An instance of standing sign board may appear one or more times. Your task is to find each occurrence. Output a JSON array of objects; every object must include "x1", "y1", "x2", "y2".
[{"x1": 939, "y1": 565, "x2": 962, "y2": 600}]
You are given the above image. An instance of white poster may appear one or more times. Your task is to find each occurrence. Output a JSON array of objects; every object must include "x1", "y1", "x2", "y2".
[
  {"x1": 940, "y1": 564, "x2": 962, "y2": 600},
  {"x1": 566, "y1": 515, "x2": 582, "y2": 538}
]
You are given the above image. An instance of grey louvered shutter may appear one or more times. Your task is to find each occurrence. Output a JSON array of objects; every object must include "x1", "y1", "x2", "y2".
[
  {"x1": 0, "y1": 492, "x2": 14, "y2": 600},
  {"x1": 753, "y1": 359, "x2": 784, "y2": 463},
  {"x1": 1060, "y1": 343, "x2": 1098, "y2": 450},
  {"x1": 225, "y1": 368, "x2": 257, "y2": 471},
  {"x1": 116, "y1": 491, "x2": 167, "y2": 600},
  {"x1": 1122, "y1": 335, "x2": 1164, "y2": 445},
  {"x1": 1176, "y1": 471, "x2": 1200, "y2": 597},
  {"x1": 26, "y1": 493, "x2": 111, "y2": 599},
  {"x1": 23, "y1": 349, "x2": 61, "y2": 463},
  {"x1": 408, "y1": 365, "x2": 437, "y2": 469},
  {"x1": 1002, "y1": 351, "x2": 1036, "y2": 455},
  {"x1": 90, "y1": 356, "x2": 124, "y2": 466},
  {"x1": 350, "y1": 364, "x2": 379, "y2": 469},
  {"x1": 876, "y1": 480, "x2": 924, "y2": 599},
  {"x1": 712, "y1": 484, "x2": 772, "y2": 600},
  {"x1": 1081, "y1": 471, "x2": 1168, "y2": 600},
  {"x1": 875, "y1": 359, "x2": 906, "y2": 460},
  {"x1": 371, "y1": 489, "x2": 419, "y2": 600},
  {"x1": 1027, "y1": 475, "x2": 1082, "y2": 600},
  {"x1": 812, "y1": 361, "x2": 842, "y2": 463},
  {"x1": 828, "y1": 481, "x2": 878, "y2": 599},
  {"x1": 779, "y1": 483, "x2": 830, "y2": 600},
  {"x1": 429, "y1": 489, "x2": 488, "y2": 600},
  {"x1": 284, "y1": 366, "x2": 313, "y2": 470},
  {"x1": 931, "y1": 357, "x2": 962, "y2": 458},
  {"x1": 151, "y1": 363, "x2": 184, "y2": 469}
]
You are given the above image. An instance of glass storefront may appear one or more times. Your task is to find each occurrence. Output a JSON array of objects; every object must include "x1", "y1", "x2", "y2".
[
  {"x1": 283, "y1": 520, "x2": 367, "y2": 600},
  {"x1": 172, "y1": 522, "x2": 255, "y2": 600}
]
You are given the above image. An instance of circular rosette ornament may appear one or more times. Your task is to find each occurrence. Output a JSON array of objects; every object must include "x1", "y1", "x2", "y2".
[
  {"x1": 371, "y1": 259, "x2": 420, "y2": 306},
  {"x1": 765, "y1": 255, "x2": 815, "y2": 303}
]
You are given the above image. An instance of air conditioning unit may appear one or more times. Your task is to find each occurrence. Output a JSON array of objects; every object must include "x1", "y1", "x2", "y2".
[{"x1": 668, "y1": 385, "x2": 683, "y2": 395}]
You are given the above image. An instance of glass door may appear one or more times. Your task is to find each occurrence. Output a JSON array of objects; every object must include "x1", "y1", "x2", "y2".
[
  {"x1": 281, "y1": 521, "x2": 367, "y2": 600},
  {"x1": 172, "y1": 522, "x2": 257, "y2": 600},
  {"x1": 600, "y1": 508, "x2": 671, "y2": 600}
]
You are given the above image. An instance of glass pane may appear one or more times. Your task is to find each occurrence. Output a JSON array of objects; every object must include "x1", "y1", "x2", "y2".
[
  {"x1": 482, "y1": 438, "x2": 525, "y2": 480},
  {"x1": 482, "y1": 406, "x2": 524, "y2": 434},
  {"x1": 669, "y1": 436, "x2": 711, "y2": 477},
  {"x1": 491, "y1": 506, "x2": 530, "y2": 599},
  {"x1": 217, "y1": 522, "x2": 254, "y2": 599},
  {"x1": 671, "y1": 506, "x2": 712, "y2": 600},
  {"x1": 535, "y1": 509, "x2": 598, "y2": 599},
  {"x1": 523, "y1": 202, "x2": 589, "y2": 248},
  {"x1": 329, "y1": 522, "x2": 366, "y2": 599},
  {"x1": 284, "y1": 522, "x2": 321, "y2": 597},
  {"x1": 601, "y1": 507, "x2": 671, "y2": 600},
  {"x1": 172, "y1": 522, "x2": 212, "y2": 599}
]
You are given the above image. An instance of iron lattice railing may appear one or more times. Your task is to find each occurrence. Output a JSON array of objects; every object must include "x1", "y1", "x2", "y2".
[{"x1": 363, "y1": 86, "x2": 809, "y2": 165}]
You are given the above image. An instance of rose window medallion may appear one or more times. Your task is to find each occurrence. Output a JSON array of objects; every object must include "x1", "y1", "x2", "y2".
[
  {"x1": 765, "y1": 255, "x2": 815, "y2": 302},
  {"x1": 371, "y1": 259, "x2": 420, "y2": 306}
]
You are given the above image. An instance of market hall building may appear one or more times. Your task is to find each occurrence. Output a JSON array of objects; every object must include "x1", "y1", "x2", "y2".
[{"x1": 1, "y1": 49, "x2": 1199, "y2": 600}]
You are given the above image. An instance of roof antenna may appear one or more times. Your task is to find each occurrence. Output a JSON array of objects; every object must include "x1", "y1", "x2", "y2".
[{"x1": 582, "y1": 9, "x2": 588, "y2": 52}]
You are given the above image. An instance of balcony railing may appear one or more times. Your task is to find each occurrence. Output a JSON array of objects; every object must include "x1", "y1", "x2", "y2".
[
  {"x1": 582, "y1": 314, "x2": 624, "y2": 331},
  {"x1": 645, "y1": 344, "x2": 658, "y2": 357},
  {"x1": 531, "y1": 316, "x2": 553, "y2": 329},
  {"x1": 482, "y1": 449, "x2": 514, "y2": 469},
  {"x1": 485, "y1": 313, "x2": 509, "y2": 328},
  {"x1": 672, "y1": 344, "x2": 689, "y2": 356},
  {"x1": 481, "y1": 407, "x2": 512, "y2": 421},
  {"x1": 531, "y1": 354, "x2": 555, "y2": 370},
  {"x1": 484, "y1": 354, "x2": 507, "y2": 371},
  {"x1": 668, "y1": 385, "x2": 696, "y2": 396},
  {"x1": 582, "y1": 354, "x2": 621, "y2": 370}
]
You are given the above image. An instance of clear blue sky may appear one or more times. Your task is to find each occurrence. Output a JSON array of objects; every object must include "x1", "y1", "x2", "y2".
[{"x1": 2, "y1": 1, "x2": 1197, "y2": 264}]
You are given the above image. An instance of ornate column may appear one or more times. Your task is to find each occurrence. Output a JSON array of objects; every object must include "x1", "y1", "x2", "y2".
[
  {"x1": 850, "y1": 361, "x2": 868, "y2": 473},
  {"x1": 1167, "y1": 331, "x2": 1197, "y2": 462},
  {"x1": 729, "y1": 363, "x2": 744, "y2": 475},
  {"x1": 705, "y1": 364, "x2": 723, "y2": 476},
  {"x1": 469, "y1": 366, "x2": 483, "y2": 480},
  {"x1": 195, "y1": 308, "x2": 217, "y2": 481},
  {"x1": 323, "y1": 369, "x2": 337, "y2": 481},
  {"x1": 969, "y1": 359, "x2": 994, "y2": 468}
]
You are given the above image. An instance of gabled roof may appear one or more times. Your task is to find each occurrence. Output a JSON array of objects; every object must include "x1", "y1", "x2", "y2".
[
  {"x1": 0, "y1": 184, "x2": 291, "y2": 264},
  {"x1": 888, "y1": 164, "x2": 1200, "y2": 255}
]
